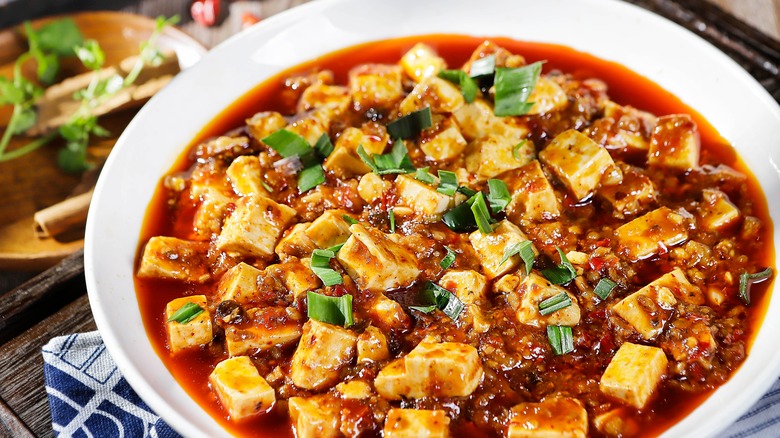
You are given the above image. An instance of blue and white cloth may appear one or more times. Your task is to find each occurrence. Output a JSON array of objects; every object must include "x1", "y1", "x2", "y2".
[{"x1": 43, "y1": 331, "x2": 780, "y2": 437}]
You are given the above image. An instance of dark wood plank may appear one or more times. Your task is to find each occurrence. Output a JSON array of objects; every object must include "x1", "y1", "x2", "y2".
[
  {"x1": 0, "y1": 294, "x2": 96, "y2": 438},
  {"x1": 0, "y1": 397, "x2": 35, "y2": 438}
]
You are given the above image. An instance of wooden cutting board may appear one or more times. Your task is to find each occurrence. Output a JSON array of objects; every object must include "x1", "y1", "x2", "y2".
[{"x1": 0, "y1": 11, "x2": 206, "y2": 271}]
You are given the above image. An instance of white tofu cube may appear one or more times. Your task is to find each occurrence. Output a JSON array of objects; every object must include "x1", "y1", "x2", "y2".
[
  {"x1": 375, "y1": 339, "x2": 483, "y2": 399},
  {"x1": 216, "y1": 195, "x2": 298, "y2": 258},
  {"x1": 462, "y1": 41, "x2": 526, "y2": 73},
  {"x1": 648, "y1": 114, "x2": 700, "y2": 171},
  {"x1": 469, "y1": 220, "x2": 537, "y2": 279},
  {"x1": 419, "y1": 116, "x2": 468, "y2": 161},
  {"x1": 225, "y1": 307, "x2": 302, "y2": 356},
  {"x1": 506, "y1": 160, "x2": 561, "y2": 222},
  {"x1": 137, "y1": 236, "x2": 211, "y2": 283},
  {"x1": 305, "y1": 209, "x2": 353, "y2": 248},
  {"x1": 598, "y1": 163, "x2": 656, "y2": 218},
  {"x1": 275, "y1": 222, "x2": 316, "y2": 260},
  {"x1": 335, "y1": 380, "x2": 373, "y2": 400},
  {"x1": 287, "y1": 113, "x2": 329, "y2": 146},
  {"x1": 452, "y1": 99, "x2": 498, "y2": 141},
  {"x1": 698, "y1": 189, "x2": 740, "y2": 232},
  {"x1": 324, "y1": 126, "x2": 388, "y2": 178},
  {"x1": 400, "y1": 43, "x2": 447, "y2": 82},
  {"x1": 190, "y1": 180, "x2": 236, "y2": 237},
  {"x1": 290, "y1": 320, "x2": 357, "y2": 390},
  {"x1": 266, "y1": 259, "x2": 321, "y2": 300},
  {"x1": 367, "y1": 292, "x2": 411, "y2": 331},
  {"x1": 539, "y1": 129, "x2": 616, "y2": 201},
  {"x1": 337, "y1": 224, "x2": 420, "y2": 291},
  {"x1": 246, "y1": 111, "x2": 286, "y2": 142},
  {"x1": 586, "y1": 101, "x2": 656, "y2": 153},
  {"x1": 615, "y1": 207, "x2": 688, "y2": 260},
  {"x1": 398, "y1": 76, "x2": 464, "y2": 115},
  {"x1": 384, "y1": 409, "x2": 450, "y2": 438},
  {"x1": 216, "y1": 262, "x2": 263, "y2": 304},
  {"x1": 507, "y1": 397, "x2": 588, "y2": 438},
  {"x1": 600, "y1": 342, "x2": 668, "y2": 409},
  {"x1": 349, "y1": 64, "x2": 404, "y2": 111},
  {"x1": 439, "y1": 270, "x2": 490, "y2": 333},
  {"x1": 226, "y1": 155, "x2": 272, "y2": 198},
  {"x1": 357, "y1": 325, "x2": 390, "y2": 363},
  {"x1": 288, "y1": 395, "x2": 341, "y2": 438},
  {"x1": 470, "y1": 124, "x2": 533, "y2": 178},
  {"x1": 526, "y1": 76, "x2": 568, "y2": 115},
  {"x1": 593, "y1": 408, "x2": 639, "y2": 438},
  {"x1": 502, "y1": 272, "x2": 581, "y2": 328},
  {"x1": 297, "y1": 82, "x2": 350, "y2": 114},
  {"x1": 209, "y1": 356, "x2": 275, "y2": 420},
  {"x1": 653, "y1": 267, "x2": 704, "y2": 305},
  {"x1": 165, "y1": 295, "x2": 212, "y2": 353},
  {"x1": 611, "y1": 276, "x2": 679, "y2": 340},
  {"x1": 357, "y1": 172, "x2": 389, "y2": 203},
  {"x1": 395, "y1": 174, "x2": 453, "y2": 220}
]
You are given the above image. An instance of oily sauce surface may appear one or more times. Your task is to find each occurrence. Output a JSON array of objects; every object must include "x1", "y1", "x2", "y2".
[{"x1": 135, "y1": 35, "x2": 775, "y2": 437}]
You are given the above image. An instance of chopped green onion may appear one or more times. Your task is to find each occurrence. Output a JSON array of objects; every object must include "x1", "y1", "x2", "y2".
[
  {"x1": 487, "y1": 179, "x2": 511, "y2": 214},
  {"x1": 442, "y1": 195, "x2": 478, "y2": 232},
  {"x1": 410, "y1": 282, "x2": 464, "y2": 320},
  {"x1": 547, "y1": 325, "x2": 574, "y2": 355},
  {"x1": 298, "y1": 164, "x2": 325, "y2": 192},
  {"x1": 260, "y1": 180, "x2": 274, "y2": 193},
  {"x1": 457, "y1": 186, "x2": 478, "y2": 197},
  {"x1": 512, "y1": 140, "x2": 528, "y2": 161},
  {"x1": 387, "y1": 107, "x2": 433, "y2": 139},
  {"x1": 494, "y1": 62, "x2": 543, "y2": 117},
  {"x1": 542, "y1": 247, "x2": 577, "y2": 285},
  {"x1": 167, "y1": 302, "x2": 204, "y2": 324},
  {"x1": 440, "y1": 246, "x2": 456, "y2": 269},
  {"x1": 739, "y1": 267, "x2": 773, "y2": 304},
  {"x1": 327, "y1": 242, "x2": 345, "y2": 253},
  {"x1": 389, "y1": 207, "x2": 396, "y2": 233},
  {"x1": 313, "y1": 133, "x2": 334, "y2": 158},
  {"x1": 342, "y1": 214, "x2": 358, "y2": 225},
  {"x1": 437, "y1": 170, "x2": 458, "y2": 196},
  {"x1": 310, "y1": 248, "x2": 343, "y2": 286},
  {"x1": 307, "y1": 291, "x2": 353, "y2": 327},
  {"x1": 357, "y1": 140, "x2": 416, "y2": 175},
  {"x1": 593, "y1": 278, "x2": 617, "y2": 300},
  {"x1": 437, "y1": 69, "x2": 478, "y2": 103},
  {"x1": 470, "y1": 192, "x2": 493, "y2": 234},
  {"x1": 262, "y1": 129, "x2": 312, "y2": 158},
  {"x1": 415, "y1": 167, "x2": 436, "y2": 184},
  {"x1": 539, "y1": 292, "x2": 573, "y2": 316},
  {"x1": 499, "y1": 241, "x2": 535, "y2": 274},
  {"x1": 469, "y1": 54, "x2": 496, "y2": 78}
]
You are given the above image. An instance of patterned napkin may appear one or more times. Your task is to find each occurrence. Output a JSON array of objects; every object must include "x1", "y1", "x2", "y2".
[{"x1": 43, "y1": 331, "x2": 780, "y2": 437}]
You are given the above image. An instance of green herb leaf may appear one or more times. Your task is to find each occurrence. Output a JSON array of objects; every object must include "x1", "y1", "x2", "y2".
[
  {"x1": 34, "y1": 51, "x2": 59, "y2": 85},
  {"x1": 307, "y1": 291, "x2": 353, "y2": 327},
  {"x1": 442, "y1": 194, "x2": 479, "y2": 232},
  {"x1": 357, "y1": 140, "x2": 415, "y2": 175},
  {"x1": 415, "y1": 167, "x2": 436, "y2": 184},
  {"x1": 471, "y1": 192, "x2": 493, "y2": 234},
  {"x1": 298, "y1": 164, "x2": 325, "y2": 192},
  {"x1": 593, "y1": 278, "x2": 617, "y2": 300},
  {"x1": 437, "y1": 170, "x2": 458, "y2": 196},
  {"x1": 487, "y1": 179, "x2": 511, "y2": 214},
  {"x1": 469, "y1": 54, "x2": 496, "y2": 78},
  {"x1": 547, "y1": 325, "x2": 574, "y2": 355},
  {"x1": 327, "y1": 242, "x2": 345, "y2": 253},
  {"x1": 0, "y1": 77, "x2": 25, "y2": 105},
  {"x1": 310, "y1": 248, "x2": 344, "y2": 286},
  {"x1": 342, "y1": 214, "x2": 358, "y2": 225},
  {"x1": 387, "y1": 107, "x2": 432, "y2": 139},
  {"x1": 260, "y1": 180, "x2": 274, "y2": 193},
  {"x1": 411, "y1": 282, "x2": 464, "y2": 320},
  {"x1": 74, "y1": 40, "x2": 105, "y2": 71},
  {"x1": 313, "y1": 133, "x2": 334, "y2": 158},
  {"x1": 11, "y1": 106, "x2": 36, "y2": 134},
  {"x1": 457, "y1": 186, "x2": 478, "y2": 197},
  {"x1": 58, "y1": 142, "x2": 91, "y2": 173},
  {"x1": 739, "y1": 267, "x2": 773, "y2": 304},
  {"x1": 542, "y1": 247, "x2": 577, "y2": 285},
  {"x1": 389, "y1": 207, "x2": 396, "y2": 233},
  {"x1": 513, "y1": 140, "x2": 528, "y2": 160},
  {"x1": 440, "y1": 246, "x2": 457, "y2": 270},
  {"x1": 167, "y1": 302, "x2": 204, "y2": 324},
  {"x1": 262, "y1": 129, "x2": 312, "y2": 158},
  {"x1": 499, "y1": 241, "x2": 535, "y2": 274},
  {"x1": 539, "y1": 292, "x2": 573, "y2": 316},
  {"x1": 494, "y1": 61, "x2": 543, "y2": 117},
  {"x1": 32, "y1": 19, "x2": 84, "y2": 56},
  {"x1": 438, "y1": 69, "x2": 478, "y2": 103}
]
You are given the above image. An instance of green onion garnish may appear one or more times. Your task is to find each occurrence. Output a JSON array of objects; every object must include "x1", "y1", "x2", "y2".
[
  {"x1": 389, "y1": 207, "x2": 396, "y2": 233},
  {"x1": 387, "y1": 107, "x2": 433, "y2": 139},
  {"x1": 307, "y1": 291, "x2": 353, "y2": 327},
  {"x1": 542, "y1": 247, "x2": 577, "y2": 285},
  {"x1": 470, "y1": 192, "x2": 493, "y2": 234},
  {"x1": 457, "y1": 186, "x2": 478, "y2": 197},
  {"x1": 357, "y1": 140, "x2": 416, "y2": 175},
  {"x1": 437, "y1": 170, "x2": 458, "y2": 196},
  {"x1": 539, "y1": 292, "x2": 573, "y2": 316},
  {"x1": 415, "y1": 167, "x2": 436, "y2": 184},
  {"x1": 298, "y1": 164, "x2": 325, "y2": 192},
  {"x1": 313, "y1": 133, "x2": 334, "y2": 158},
  {"x1": 167, "y1": 302, "x2": 204, "y2": 324},
  {"x1": 262, "y1": 129, "x2": 312, "y2": 158},
  {"x1": 593, "y1": 278, "x2": 617, "y2": 300},
  {"x1": 739, "y1": 267, "x2": 773, "y2": 304},
  {"x1": 441, "y1": 195, "x2": 478, "y2": 232},
  {"x1": 440, "y1": 246, "x2": 456, "y2": 269},
  {"x1": 487, "y1": 179, "x2": 511, "y2": 214},
  {"x1": 310, "y1": 248, "x2": 343, "y2": 286},
  {"x1": 260, "y1": 180, "x2": 274, "y2": 193},
  {"x1": 469, "y1": 54, "x2": 496, "y2": 78},
  {"x1": 499, "y1": 240, "x2": 535, "y2": 275},
  {"x1": 327, "y1": 242, "x2": 345, "y2": 253},
  {"x1": 409, "y1": 282, "x2": 464, "y2": 320},
  {"x1": 342, "y1": 214, "x2": 358, "y2": 225},
  {"x1": 547, "y1": 325, "x2": 574, "y2": 355},
  {"x1": 493, "y1": 61, "x2": 543, "y2": 117},
  {"x1": 437, "y1": 69, "x2": 478, "y2": 103},
  {"x1": 512, "y1": 140, "x2": 528, "y2": 161}
]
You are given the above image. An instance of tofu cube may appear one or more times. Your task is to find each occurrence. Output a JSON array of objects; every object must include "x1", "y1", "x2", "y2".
[
  {"x1": 384, "y1": 409, "x2": 450, "y2": 438},
  {"x1": 611, "y1": 271, "x2": 684, "y2": 340},
  {"x1": 357, "y1": 325, "x2": 390, "y2": 363},
  {"x1": 375, "y1": 340, "x2": 483, "y2": 399},
  {"x1": 419, "y1": 116, "x2": 468, "y2": 161},
  {"x1": 305, "y1": 209, "x2": 353, "y2": 248},
  {"x1": 337, "y1": 224, "x2": 420, "y2": 291},
  {"x1": 289, "y1": 395, "x2": 341, "y2": 438},
  {"x1": 226, "y1": 155, "x2": 272, "y2": 198},
  {"x1": 216, "y1": 262, "x2": 263, "y2": 304},
  {"x1": 290, "y1": 320, "x2": 357, "y2": 390},
  {"x1": 452, "y1": 99, "x2": 497, "y2": 141},
  {"x1": 367, "y1": 292, "x2": 411, "y2": 331},
  {"x1": 469, "y1": 220, "x2": 537, "y2": 279},
  {"x1": 648, "y1": 114, "x2": 700, "y2": 171},
  {"x1": 470, "y1": 124, "x2": 533, "y2": 178},
  {"x1": 593, "y1": 408, "x2": 639, "y2": 438},
  {"x1": 225, "y1": 307, "x2": 302, "y2": 356},
  {"x1": 398, "y1": 76, "x2": 464, "y2": 115},
  {"x1": 400, "y1": 43, "x2": 447, "y2": 82},
  {"x1": 598, "y1": 163, "x2": 656, "y2": 218},
  {"x1": 698, "y1": 189, "x2": 740, "y2": 232},
  {"x1": 266, "y1": 259, "x2": 321, "y2": 300},
  {"x1": 349, "y1": 64, "x2": 404, "y2": 111},
  {"x1": 600, "y1": 342, "x2": 668, "y2": 408},
  {"x1": 440, "y1": 270, "x2": 490, "y2": 333},
  {"x1": 209, "y1": 356, "x2": 275, "y2": 420},
  {"x1": 597, "y1": 100, "x2": 656, "y2": 152},
  {"x1": 539, "y1": 129, "x2": 616, "y2": 201},
  {"x1": 216, "y1": 195, "x2": 298, "y2": 258},
  {"x1": 395, "y1": 174, "x2": 453, "y2": 220},
  {"x1": 275, "y1": 222, "x2": 316, "y2": 260},
  {"x1": 357, "y1": 172, "x2": 389, "y2": 203},
  {"x1": 504, "y1": 273, "x2": 581, "y2": 328},
  {"x1": 165, "y1": 295, "x2": 212, "y2": 353},
  {"x1": 652, "y1": 267, "x2": 704, "y2": 305},
  {"x1": 190, "y1": 180, "x2": 236, "y2": 237},
  {"x1": 506, "y1": 160, "x2": 561, "y2": 222},
  {"x1": 287, "y1": 113, "x2": 329, "y2": 146},
  {"x1": 336, "y1": 380, "x2": 373, "y2": 400},
  {"x1": 615, "y1": 206, "x2": 688, "y2": 261},
  {"x1": 525, "y1": 76, "x2": 568, "y2": 115},
  {"x1": 246, "y1": 111, "x2": 286, "y2": 142},
  {"x1": 507, "y1": 397, "x2": 588, "y2": 438},
  {"x1": 297, "y1": 82, "x2": 350, "y2": 114},
  {"x1": 324, "y1": 126, "x2": 388, "y2": 178},
  {"x1": 137, "y1": 236, "x2": 210, "y2": 283},
  {"x1": 462, "y1": 41, "x2": 526, "y2": 73}
]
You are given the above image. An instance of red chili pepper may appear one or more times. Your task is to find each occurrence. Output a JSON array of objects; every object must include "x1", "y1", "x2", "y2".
[
  {"x1": 191, "y1": 0, "x2": 220, "y2": 27},
  {"x1": 589, "y1": 256, "x2": 605, "y2": 272}
]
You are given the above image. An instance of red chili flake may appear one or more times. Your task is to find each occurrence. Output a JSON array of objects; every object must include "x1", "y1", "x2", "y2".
[
  {"x1": 589, "y1": 256, "x2": 605, "y2": 272},
  {"x1": 241, "y1": 12, "x2": 261, "y2": 29},
  {"x1": 594, "y1": 238, "x2": 611, "y2": 247},
  {"x1": 330, "y1": 284, "x2": 349, "y2": 297},
  {"x1": 191, "y1": 0, "x2": 220, "y2": 27}
]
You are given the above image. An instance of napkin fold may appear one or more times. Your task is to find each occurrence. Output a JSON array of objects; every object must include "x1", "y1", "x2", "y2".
[{"x1": 42, "y1": 331, "x2": 780, "y2": 437}]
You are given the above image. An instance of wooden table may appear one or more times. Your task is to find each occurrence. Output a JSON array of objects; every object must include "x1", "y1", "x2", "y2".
[{"x1": 0, "y1": 1, "x2": 778, "y2": 437}]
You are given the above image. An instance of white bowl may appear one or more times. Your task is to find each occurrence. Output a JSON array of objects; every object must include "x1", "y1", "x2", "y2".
[{"x1": 85, "y1": 0, "x2": 780, "y2": 436}]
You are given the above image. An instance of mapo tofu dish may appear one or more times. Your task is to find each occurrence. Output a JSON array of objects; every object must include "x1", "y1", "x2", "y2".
[{"x1": 135, "y1": 36, "x2": 775, "y2": 437}]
